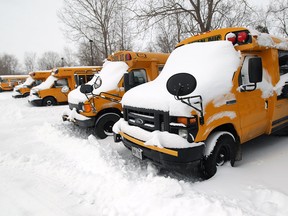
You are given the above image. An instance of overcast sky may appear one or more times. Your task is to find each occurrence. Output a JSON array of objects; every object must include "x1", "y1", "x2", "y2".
[
  {"x1": 0, "y1": 0, "x2": 271, "y2": 68},
  {"x1": 0, "y1": 0, "x2": 69, "y2": 66}
]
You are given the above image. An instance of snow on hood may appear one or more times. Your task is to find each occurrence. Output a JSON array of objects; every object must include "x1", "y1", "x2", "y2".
[
  {"x1": 14, "y1": 77, "x2": 35, "y2": 90},
  {"x1": 68, "y1": 61, "x2": 128, "y2": 104},
  {"x1": 31, "y1": 75, "x2": 57, "y2": 92},
  {"x1": 122, "y1": 41, "x2": 240, "y2": 116}
]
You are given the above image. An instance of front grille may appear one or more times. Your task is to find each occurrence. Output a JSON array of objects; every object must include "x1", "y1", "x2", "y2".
[{"x1": 124, "y1": 106, "x2": 169, "y2": 132}]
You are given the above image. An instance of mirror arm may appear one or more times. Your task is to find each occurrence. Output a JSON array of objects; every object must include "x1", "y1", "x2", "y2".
[
  {"x1": 98, "y1": 92, "x2": 122, "y2": 103},
  {"x1": 176, "y1": 95, "x2": 204, "y2": 125}
]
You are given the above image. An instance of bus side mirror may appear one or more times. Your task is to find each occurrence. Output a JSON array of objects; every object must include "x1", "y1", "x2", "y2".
[
  {"x1": 124, "y1": 73, "x2": 135, "y2": 91},
  {"x1": 80, "y1": 84, "x2": 93, "y2": 94},
  {"x1": 166, "y1": 73, "x2": 197, "y2": 97},
  {"x1": 248, "y1": 57, "x2": 263, "y2": 83}
]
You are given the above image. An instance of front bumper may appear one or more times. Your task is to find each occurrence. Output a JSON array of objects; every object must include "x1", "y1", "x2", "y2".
[
  {"x1": 28, "y1": 94, "x2": 43, "y2": 106},
  {"x1": 62, "y1": 108, "x2": 95, "y2": 128},
  {"x1": 12, "y1": 94, "x2": 24, "y2": 98},
  {"x1": 119, "y1": 132, "x2": 204, "y2": 168}
]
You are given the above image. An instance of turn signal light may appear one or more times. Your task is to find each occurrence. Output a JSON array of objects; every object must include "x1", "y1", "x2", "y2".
[
  {"x1": 177, "y1": 117, "x2": 196, "y2": 125},
  {"x1": 83, "y1": 104, "x2": 92, "y2": 113}
]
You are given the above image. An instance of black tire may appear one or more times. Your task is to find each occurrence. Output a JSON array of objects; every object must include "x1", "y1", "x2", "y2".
[
  {"x1": 23, "y1": 92, "x2": 30, "y2": 97},
  {"x1": 201, "y1": 134, "x2": 236, "y2": 179},
  {"x1": 42, "y1": 97, "x2": 57, "y2": 106},
  {"x1": 94, "y1": 113, "x2": 120, "y2": 139}
]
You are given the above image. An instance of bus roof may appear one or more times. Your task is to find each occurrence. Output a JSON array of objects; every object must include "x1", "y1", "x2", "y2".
[{"x1": 176, "y1": 27, "x2": 288, "y2": 51}]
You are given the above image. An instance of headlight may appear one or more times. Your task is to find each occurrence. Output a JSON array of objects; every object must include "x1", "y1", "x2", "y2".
[{"x1": 178, "y1": 129, "x2": 188, "y2": 139}]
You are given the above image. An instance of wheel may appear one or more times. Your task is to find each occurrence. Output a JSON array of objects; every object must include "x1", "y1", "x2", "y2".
[
  {"x1": 42, "y1": 97, "x2": 57, "y2": 106},
  {"x1": 201, "y1": 133, "x2": 236, "y2": 179},
  {"x1": 23, "y1": 92, "x2": 30, "y2": 97},
  {"x1": 94, "y1": 113, "x2": 121, "y2": 139}
]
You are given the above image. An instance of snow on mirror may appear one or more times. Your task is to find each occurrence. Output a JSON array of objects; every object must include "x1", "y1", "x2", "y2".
[
  {"x1": 61, "y1": 86, "x2": 70, "y2": 93},
  {"x1": 166, "y1": 73, "x2": 197, "y2": 97}
]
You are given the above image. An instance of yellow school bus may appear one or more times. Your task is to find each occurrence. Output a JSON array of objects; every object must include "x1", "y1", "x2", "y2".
[
  {"x1": 114, "y1": 27, "x2": 288, "y2": 179},
  {"x1": 12, "y1": 70, "x2": 51, "y2": 98},
  {"x1": 28, "y1": 66, "x2": 102, "y2": 106},
  {"x1": 63, "y1": 51, "x2": 169, "y2": 139},
  {"x1": 0, "y1": 75, "x2": 28, "y2": 92}
]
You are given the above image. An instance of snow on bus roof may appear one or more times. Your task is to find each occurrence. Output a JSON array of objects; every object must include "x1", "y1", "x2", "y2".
[{"x1": 249, "y1": 29, "x2": 288, "y2": 50}]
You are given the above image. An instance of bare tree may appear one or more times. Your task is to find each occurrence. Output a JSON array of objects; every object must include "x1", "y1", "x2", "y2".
[
  {"x1": 267, "y1": 0, "x2": 288, "y2": 36},
  {"x1": 61, "y1": 47, "x2": 79, "y2": 66},
  {"x1": 24, "y1": 52, "x2": 37, "y2": 72},
  {"x1": 136, "y1": 0, "x2": 253, "y2": 37},
  {"x1": 38, "y1": 51, "x2": 61, "y2": 70},
  {"x1": 0, "y1": 54, "x2": 19, "y2": 75},
  {"x1": 59, "y1": 0, "x2": 134, "y2": 62}
]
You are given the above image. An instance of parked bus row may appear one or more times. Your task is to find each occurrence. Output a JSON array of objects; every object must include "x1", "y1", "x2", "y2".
[{"x1": 4, "y1": 27, "x2": 288, "y2": 179}]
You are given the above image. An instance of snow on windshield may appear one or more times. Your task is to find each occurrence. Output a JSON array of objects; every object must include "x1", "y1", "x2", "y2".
[
  {"x1": 68, "y1": 61, "x2": 128, "y2": 104},
  {"x1": 32, "y1": 75, "x2": 57, "y2": 91},
  {"x1": 14, "y1": 77, "x2": 35, "y2": 90},
  {"x1": 122, "y1": 41, "x2": 240, "y2": 116}
]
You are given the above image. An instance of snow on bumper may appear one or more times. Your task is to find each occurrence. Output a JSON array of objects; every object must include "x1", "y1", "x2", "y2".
[
  {"x1": 62, "y1": 108, "x2": 95, "y2": 128},
  {"x1": 113, "y1": 119, "x2": 204, "y2": 167},
  {"x1": 28, "y1": 94, "x2": 43, "y2": 106}
]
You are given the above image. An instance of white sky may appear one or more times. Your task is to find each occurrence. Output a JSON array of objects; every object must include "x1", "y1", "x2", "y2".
[
  {"x1": 0, "y1": 0, "x2": 70, "y2": 66},
  {"x1": 0, "y1": 0, "x2": 271, "y2": 68}
]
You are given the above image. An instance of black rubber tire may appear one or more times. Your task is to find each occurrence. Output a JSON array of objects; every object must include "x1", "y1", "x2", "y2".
[
  {"x1": 94, "y1": 113, "x2": 120, "y2": 139},
  {"x1": 23, "y1": 92, "x2": 30, "y2": 97},
  {"x1": 201, "y1": 134, "x2": 236, "y2": 179},
  {"x1": 42, "y1": 97, "x2": 57, "y2": 106}
]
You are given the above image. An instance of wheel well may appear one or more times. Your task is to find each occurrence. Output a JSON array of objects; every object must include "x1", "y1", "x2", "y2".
[
  {"x1": 210, "y1": 123, "x2": 242, "y2": 161},
  {"x1": 95, "y1": 108, "x2": 122, "y2": 120},
  {"x1": 210, "y1": 124, "x2": 239, "y2": 142}
]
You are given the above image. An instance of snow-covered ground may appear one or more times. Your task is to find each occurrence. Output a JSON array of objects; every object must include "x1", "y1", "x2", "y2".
[{"x1": 1, "y1": 91, "x2": 288, "y2": 216}]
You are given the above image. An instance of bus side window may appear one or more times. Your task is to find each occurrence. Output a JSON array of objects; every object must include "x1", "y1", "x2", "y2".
[
  {"x1": 279, "y1": 51, "x2": 288, "y2": 76},
  {"x1": 55, "y1": 79, "x2": 68, "y2": 88}
]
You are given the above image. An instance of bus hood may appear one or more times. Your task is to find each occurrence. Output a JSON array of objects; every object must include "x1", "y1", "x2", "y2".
[{"x1": 121, "y1": 41, "x2": 241, "y2": 117}]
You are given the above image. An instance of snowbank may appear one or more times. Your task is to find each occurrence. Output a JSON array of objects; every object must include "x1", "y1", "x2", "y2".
[
  {"x1": 121, "y1": 41, "x2": 240, "y2": 116},
  {"x1": 68, "y1": 61, "x2": 128, "y2": 104},
  {"x1": 1, "y1": 92, "x2": 288, "y2": 215}
]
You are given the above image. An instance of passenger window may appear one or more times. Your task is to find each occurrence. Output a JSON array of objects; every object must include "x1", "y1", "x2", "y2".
[
  {"x1": 55, "y1": 78, "x2": 68, "y2": 87},
  {"x1": 131, "y1": 69, "x2": 147, "y2": 86},
  {"x1": 279, "y1": 51, "x2": 288, "y2": 76}
]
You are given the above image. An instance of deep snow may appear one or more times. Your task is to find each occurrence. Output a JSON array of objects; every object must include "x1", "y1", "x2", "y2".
[{"x1": 1, "y1": 91, "x2": 288, "y2": 216}]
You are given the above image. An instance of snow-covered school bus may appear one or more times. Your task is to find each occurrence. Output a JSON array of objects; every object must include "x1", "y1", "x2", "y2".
[
  {"x1": 62, "y1": 51, "x2": 169, "y2": 139},
  {"x1": 0, "y1": 75, "x2": 28, "y2": 92},
  {"x1": 12, "y1": 70, "x2": 51, "y2": 98},
  {"x1": 113, "y1": 27, "x2": 288, "y2": 179},
  {"x1": 28, "y1": 66, "x2": 101, "y2": 106}
]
